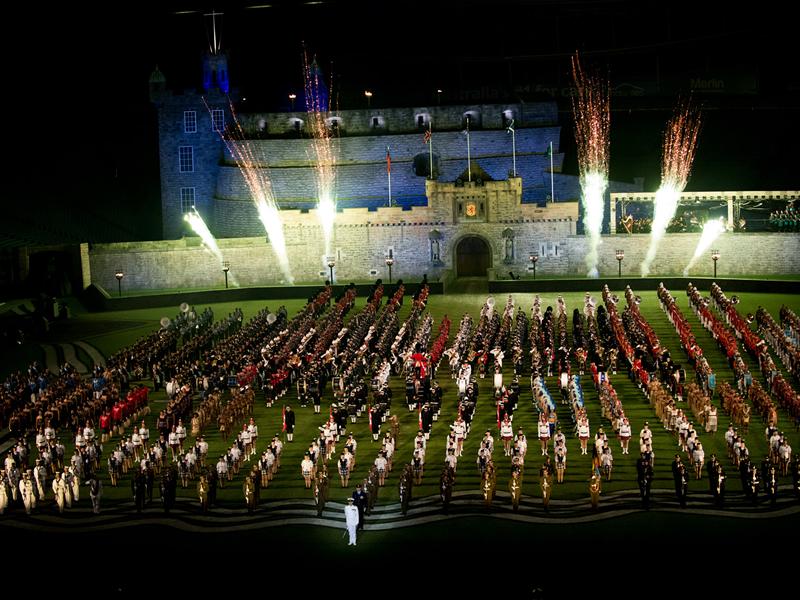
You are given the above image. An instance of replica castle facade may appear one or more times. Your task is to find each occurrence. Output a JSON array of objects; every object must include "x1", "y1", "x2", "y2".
[
  {"x1": 137, "y1": 52, "x2": 645, "y2": 286},
  {"x1": 82, "y1": 54, "x2": 797, "y2": 292}
]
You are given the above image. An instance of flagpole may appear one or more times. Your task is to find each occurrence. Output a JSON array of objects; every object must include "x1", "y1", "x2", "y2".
[
  {"x1": 466, "y1": 116, "x2": 471, "y2": 182},
  {"x1": 508, "y1": 119, "x2": 516, "y2": 178},
  {"x1": 428, "y1": 125, "x2": 434, "y2": 179},
  {"x1": 549, "y1": 141, "x2": 555, "y2": 204},
  {"x1": 387, "y1": 146, "x2": 392, "y2": 207}
]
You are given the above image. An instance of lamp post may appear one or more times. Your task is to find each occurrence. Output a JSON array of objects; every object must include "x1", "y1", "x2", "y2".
[
  {"x1": 615, "y1": 249, "x2": 625, "y2": 278},
  {"x1": 436, "y1": 89, "x2": 442, "y2": 105},
  {"x1": 711, "y1": 249, "x2": 720, "y2": 278},
  {"x1": 529, "y1": 252, "x2": 539, "y2": 280},
  {"x1": 364, "y1": 90, "x2": 372, "y2": 109},
  {"x1": 385, "y1": 254, "x2": 394, "y2": 285},
  {"x1": 288, "y1": 93, "x2": 296, "y2": 111},
  {"x1": 222, "y1": 261, "x2": 230, "y2": 289},
  {"x1": 327, "y1": 257, "x2": 336, "y2": 285},
  {"x1": 115, "y1": 270, "x2": 124, "y2": 297}
]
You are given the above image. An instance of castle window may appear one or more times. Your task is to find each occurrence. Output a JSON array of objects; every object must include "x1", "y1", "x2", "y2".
[
  {"x1": 180, "y1": 187, "x2": 196, "y2": 213},
  {"x1": 211, "y1": 109, "x2": 225, "y2": 132},
  {"x1": 372, "y1": 117, "x2": 379, "y2": 127},
  {"x1": 415, "y1": 112, "x2": 431, "y2": 129},
  {"x1": 501, "y1": 109, "x2": 514, "y2": 127},
  {"x1": 179, "y1": 146, "x2": 194, "y2": 173},
  {"x1": 183, "y1": 111, "x2": 197, "y2": 134}
]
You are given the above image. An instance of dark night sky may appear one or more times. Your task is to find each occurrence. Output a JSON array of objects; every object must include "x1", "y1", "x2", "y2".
[{"x1": 9, "y1": 0, "x2": 799, "y2": 242}]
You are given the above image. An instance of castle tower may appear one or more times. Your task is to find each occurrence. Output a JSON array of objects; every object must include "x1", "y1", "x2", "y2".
[
  {"x1": 202, "y1": 53, "x2": 230, "y2": 94},
  {"x1": 303, "y1": 57, "x2": 329, "y2": 112},
  {"x1": 151, "y1": 12, "x2": 235, "y2": 239},
  {"x1": 202, "y1": 10, "x2": 230, "y2": 94}
]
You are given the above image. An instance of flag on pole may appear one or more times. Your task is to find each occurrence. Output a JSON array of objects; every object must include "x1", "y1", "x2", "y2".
[
  {"x1": 386, "y1": 146, "x2": 391, "y2": 174},
  {"x1": 506, "y1": 119, "x2": 515, "y2": 133},
  {"x1": 418, "y1": 405, "x2": 423, "y2": 430},
  {"x1": 425, "y1": 125, "x2": 434, "y2": 179},
  {"x1": 547, "y1": 142, "x2": 553, "y2": 158},
  {"x1": 281, "y1": 406, "x2": 287, "y2": 432}
]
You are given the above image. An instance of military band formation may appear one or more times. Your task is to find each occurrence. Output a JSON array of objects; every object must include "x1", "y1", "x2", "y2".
[{"x1": 1, "y1": 278, "x2": 799, "y2": 545}]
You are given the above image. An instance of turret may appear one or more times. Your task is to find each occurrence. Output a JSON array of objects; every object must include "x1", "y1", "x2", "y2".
[
  {"x1": 149, "y1": 65, "x2": 166, "y2": 103},
  {"x1": 202, "y1": 52, "x2": 229, "y2": 94}
]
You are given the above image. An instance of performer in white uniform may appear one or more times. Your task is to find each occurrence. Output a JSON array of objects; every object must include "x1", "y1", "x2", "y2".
[{"x1": 344, "y1": 498, "x2": 359, "y2": 546}]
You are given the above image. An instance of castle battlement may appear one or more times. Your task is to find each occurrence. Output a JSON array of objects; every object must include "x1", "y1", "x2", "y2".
[{"x1": 238, "y1": 102, "x2": 558, "y2": 137}]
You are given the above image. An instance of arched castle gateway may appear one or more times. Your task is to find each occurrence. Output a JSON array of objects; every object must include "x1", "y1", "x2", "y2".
[{"x1": 455, "y1": 236, "x2": 492, "y2": 277}]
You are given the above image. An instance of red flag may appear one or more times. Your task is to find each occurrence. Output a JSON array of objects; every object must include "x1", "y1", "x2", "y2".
[
  {"x1": 423, "y1": 128, "x2": 431, "y2": 144},
  {"x1": 418, "y1": 405, "x2": 422, "y2": 430},
  {"x1": 281, "y1": 406, "x2": 286, "y2": 432},
  {"x1": 386, "y1": 147, "x2": 391, "y2": 174}
]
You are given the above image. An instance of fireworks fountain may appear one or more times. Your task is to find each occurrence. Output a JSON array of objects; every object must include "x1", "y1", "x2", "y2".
[
  {"x1": 205, "y1": 98, "x2": 294, "y2": 284},
  {"x1": 303, "y1": 51, "x2": 338, "y2": 258},
  {"x1": 683, "y1": 217, "x2": 726, "y2": 276},
  {"x1": 641, "y1": 99, "x2": 702, "y2": 277},
  {"x1": 571, "y1": 53, "x2": 610, "y2": 278},
  {"x1": 184, "y1": 207, "x2": 224, "y2": 260}
]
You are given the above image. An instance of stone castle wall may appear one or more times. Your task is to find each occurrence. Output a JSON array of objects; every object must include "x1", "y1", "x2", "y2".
[
  {"x1": 240, "y1": 102, "x2": 559, "y2": 136},
  {"x1": 89, "y1": 202, "x2": 799, "y2": 292}
]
